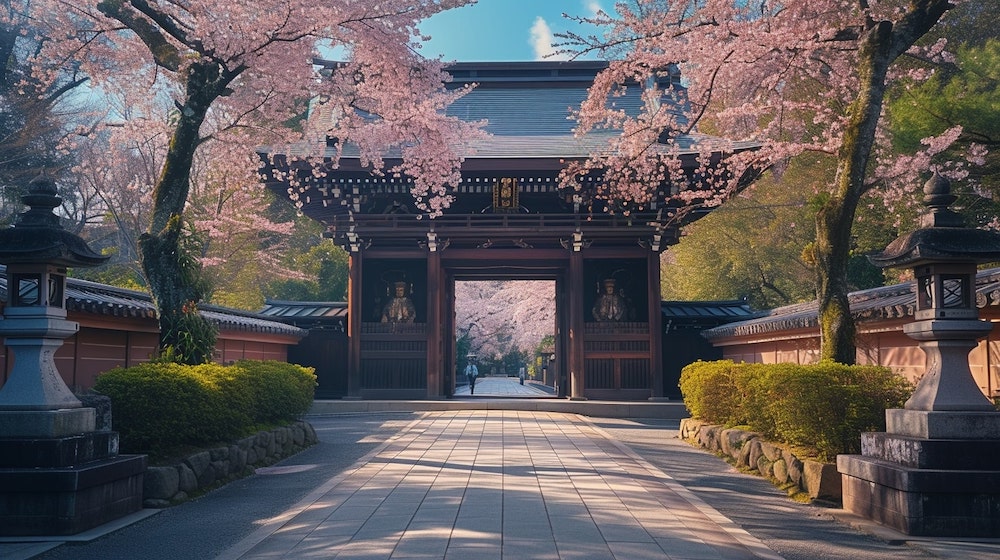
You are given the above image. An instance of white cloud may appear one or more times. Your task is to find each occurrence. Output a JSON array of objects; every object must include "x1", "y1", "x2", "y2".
[
  {"x1": 585, "y1": 1, "x2": 604, "y2": 17},
  {"x1": 529, "y1": 16, "x2": 569, "y2": 61}
]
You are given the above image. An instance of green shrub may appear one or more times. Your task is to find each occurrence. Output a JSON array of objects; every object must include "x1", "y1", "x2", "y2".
[
  {"x1": 679, "y1": 360, "x2": 913, "y2": 461},
  {"x1": 231, "y1": 360, "x2": 317, "y2": 424},
  {"x1": 678, "y1": 360, "x2": 742, "y2": 425},
  {"x1": 93, "y1": 360, "x2": 315, "y2": 456}
]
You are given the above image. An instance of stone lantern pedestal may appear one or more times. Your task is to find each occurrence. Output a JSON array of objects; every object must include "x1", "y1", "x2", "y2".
[
  {"x1": 837, "y1": 175, "x2": 1000, "y2": 536},
  {"x1": 0, "y1": 177, "x2": 146, "y2": 536}
]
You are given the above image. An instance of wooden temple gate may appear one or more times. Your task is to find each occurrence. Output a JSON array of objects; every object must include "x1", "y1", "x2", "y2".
[{"x1": 263, "y1": 61, "x2": 749, "y2": 400}]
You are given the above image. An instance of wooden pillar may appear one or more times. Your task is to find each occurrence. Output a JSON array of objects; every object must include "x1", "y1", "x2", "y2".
[
  {"x1": 347, "y1": 251, "x2": 363, "y2": 398},
  {"x1": 648, "y1": 251, "x2": 666, "y2": 399},
  {"x1": 443, "y1": 273, "x2": 456, "y2": 398},
  {"x1": 426, "y1": 249, "x2": 442, "y2": 398},
  {"x1": 568, "y1": 249, "x2": 586, "y2": 400}
]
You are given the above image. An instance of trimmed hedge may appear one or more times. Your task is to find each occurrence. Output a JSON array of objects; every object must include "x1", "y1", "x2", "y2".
[
  {"x1": 230, "y1": 360, "x2": 318, "y2": 424},
  {"x1": 94, "y1": 361, "x2": 316, "y2": 455},
  {"x1": 679, "y1": 360, "x2": 912, "y2": 461}
]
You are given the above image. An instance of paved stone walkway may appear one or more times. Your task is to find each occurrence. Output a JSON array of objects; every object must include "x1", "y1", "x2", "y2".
[
  {"x1": 454, "y1": 376, "x2": 552, "y2": 397},
  {"x1": 219, "y1": 410, "x2": 782, "y2": 560}
]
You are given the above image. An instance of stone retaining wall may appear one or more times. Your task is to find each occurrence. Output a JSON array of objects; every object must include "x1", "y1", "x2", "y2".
[
  {"x1": 679, "y1": 418, "x2": 842, "y2": 502},
  {"x1": 142, "y1": 421, "x2": 318, "y2": 507}
]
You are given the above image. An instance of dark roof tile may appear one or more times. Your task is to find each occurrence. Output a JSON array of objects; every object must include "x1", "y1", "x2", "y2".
[
  {"x1": 702, "y1": 267, "x2": 1000, "y2": 340},
  {"x1": 0, "y1": 267, "x2": 305, "y2": 338}
]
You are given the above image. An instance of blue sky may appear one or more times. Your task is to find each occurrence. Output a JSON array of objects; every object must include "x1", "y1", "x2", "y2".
[{"x1": 418, "y1": 1, "x2": 607, "y2": 61}]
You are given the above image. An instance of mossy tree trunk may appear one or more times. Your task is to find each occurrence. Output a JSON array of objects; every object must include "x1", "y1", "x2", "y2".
[
  {"x1": 815, "y1": 2, "x2": 952, "y2": 364},
  {"x1": 138, "y1": 60, "x2": 230, "y2": 364}
]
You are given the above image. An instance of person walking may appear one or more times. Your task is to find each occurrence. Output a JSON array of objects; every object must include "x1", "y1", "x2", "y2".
[{"x1": 464, "y1": 355, "x2": 479, "y2": 395}]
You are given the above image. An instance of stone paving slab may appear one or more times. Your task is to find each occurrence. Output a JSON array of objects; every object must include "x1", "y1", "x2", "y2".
[
  {"x1": 218, "y1": 411, "x2": 783, "y2": 560},
  {"x1": 308, "y1": 399, "x2": 689, "y2": 419},
  {"x1": 454, "y1": 376, "x2": 551, "y2": 397}
]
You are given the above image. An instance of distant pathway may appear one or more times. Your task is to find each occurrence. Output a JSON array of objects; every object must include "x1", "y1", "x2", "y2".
[{"x1": 454, "y1": 375, "x2": 552, "y2": 397}]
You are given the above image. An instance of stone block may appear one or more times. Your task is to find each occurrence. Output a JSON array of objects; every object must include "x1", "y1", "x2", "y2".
[
  {"x1": 787, "y1": 456, "x2": 803, "y2": 486},
  {"x1": 747, "y1": 439, "x2": 763, "y2": 471},
  {"x1": 861, "y1": 432, "x2": 1000, "y2": 469},
  {"x1": 886, "y1": 409, "x2": 1000, "y2": 440},
  {"x1": 303, "y1": 422, "x2": 318, "y2": 444},
  {"x1": 209, "y1": 446, "x2": 229, "y2": 461},
  {"x1": 737, "y1": 437, "x2": 755, "y2": 468},
  {"x1": 143, "y1": 466, "x2": 179, "y2": 500},
  {"x1": 679, "y1": 418, "x2": 700, "y2": 439},
  {"x1": 291, "y1": 424, "x2": 305, "y2": 446},
  {"x1": 756, "y1": 455, "x2": 773, "y2": 477},
  {"x1": 185, "y1": 451, "x2": 211, "y2": 482},
  {"x1": 759, "y1": 440, "x2": 783, "y2": 462},
  {"x1": 772, "y1": 459, "x2": 788, "y2": 484},
  {"x1": 210, "y1": 460, "x2": 228, "y2": 482},
  {"x1": 720, "y1": 428, "x2": 757, "y2": 461},
  {"x1": 697, "y1": 425, "x2": 720, "y2": 450},
  {"x1": 197, "y1": 463, "x2": 217, "y2": 488},
  {"x1": 77, "y1": 393, "x2": 113, "y2": 431},
  {"x1": 177, "y1": 463, "x2": 197, "y2": 494},
  {"x1": 0, "y1": 431, "x2": 118, "y2": 468},
  {"x1": 0, "y1": 454, "x2": 146, "y2": 536},
  {"x1": 0, "y1": 408, "x2": 95, "y2": 438},
  {"x1": 232, "y1": 446, "x2": 248, "y2": 473},
  {"x1": 839, "y1": 454, "x2": 1000, "y2": 536},
  {"x1": 803, "y1": 459, "x2": 841, "y2": 500}
]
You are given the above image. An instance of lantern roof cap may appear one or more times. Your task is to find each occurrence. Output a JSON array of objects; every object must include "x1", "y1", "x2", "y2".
[
  {"x1": 0, "y1": 176, "x2": 108, "y2": 267},
  {"x1": 870, "y1": 174, "x2": 1000, "y2": 269}
]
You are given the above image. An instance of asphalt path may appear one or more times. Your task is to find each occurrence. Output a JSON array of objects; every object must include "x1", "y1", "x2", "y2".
[
  {"x1": 31, "y1": 414, "x2": 413, "y2": 560},
  {"x1": 593, "y1": 417, "x2": 997, "y2": 560}
]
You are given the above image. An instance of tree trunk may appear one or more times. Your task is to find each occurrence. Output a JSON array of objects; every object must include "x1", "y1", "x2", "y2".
[
  {"x1": 815, "y1": 195, "x2": 859, "y2": 364},
  {"x1": 816, "y1": 20, "x2": 893, "y2": 364},
  {"x1": 815, "y1": 1, "x2": 952, "y2": 363},
  {"x1": 139, "y1": 60, "x2": 225, "y2": 364}
]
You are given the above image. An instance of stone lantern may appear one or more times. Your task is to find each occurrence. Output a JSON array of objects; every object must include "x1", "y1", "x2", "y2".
[
  {"x1": 0, "y1": 176, "x2": 108, "y2": 412},
  {"x1": 838, "y1": 174, "x2": 1000, "y2": 536},
  {"x1": 870, "y1": 174, "x2": 1000, "y2": 412},
  {"x1": 0, "y1": 176, "x2": 145, "y2": 536}
]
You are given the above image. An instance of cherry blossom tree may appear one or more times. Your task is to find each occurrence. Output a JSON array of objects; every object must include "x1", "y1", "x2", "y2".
[
  {"x1": 26, "y1": 0, "x2": 479, "y2": 362},
  {"x1": 455, "y1": 280, "x2": 555, "y2": 364},
  {"x1": 563, "y1": 0, "x2": 976, "y2": 363},
  {"x1": 1, "y1": 0, "x2": 93, "y2": 225}
]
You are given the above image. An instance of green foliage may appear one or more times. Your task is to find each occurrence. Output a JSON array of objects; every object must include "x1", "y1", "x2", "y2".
[
  {"x1": 94, "y1": 361, "x2": 316, "y2": 456},
  {"x1": 156, "y1": 303, "x2": 218, "y2": 365},
  {"x1": 149, "y1": 219, "x2": 218, "y2": 365},
  {"x1": 70, "y1": 262, "x2": 147, "y2": 292},
  {"x1": 230, "y1": 360, "x2": 317, "y2": 424},
  {"x1": 663, "y1": 153, "x2": 902, "y2": 308},
  {"x1": 679, "y1": 360, "x2": 913, "y2": 461},
  {"x1": 265, "y1": 239, "x2": 349, "y2": 302},
  {"x1": 661, "y1": 162, "x2": 820, "y2": 309},
  {"x1": 888, "y1": 39, "x2": 1000, "y2": 206},
  {"x1": 94, "y1": 362, "x2": 251, "y2": 453},
  {"x1": 531, "y1": 334, "x2": 555, "y2": 377}
]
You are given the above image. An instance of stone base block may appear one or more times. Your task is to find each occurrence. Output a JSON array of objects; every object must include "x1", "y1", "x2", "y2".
[
  {"x1": 0, "y1": 408, "x2": 96, "y2": 438},
  {"x1": 0, "y1": 431, "x2": 119, "y2": 468},
  {"x1": 838, "y1": 454, "x2": 1000, "y2": 536},
  {"x1": 0, "y1": 454, "x2": 146, "y2": 536},
  {"x1": 861, "y1": 432, "x2": 1000, "y2": 470},
  {"x1": 886, "y1": 409, "x2": 1000, "y2": 439}
]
